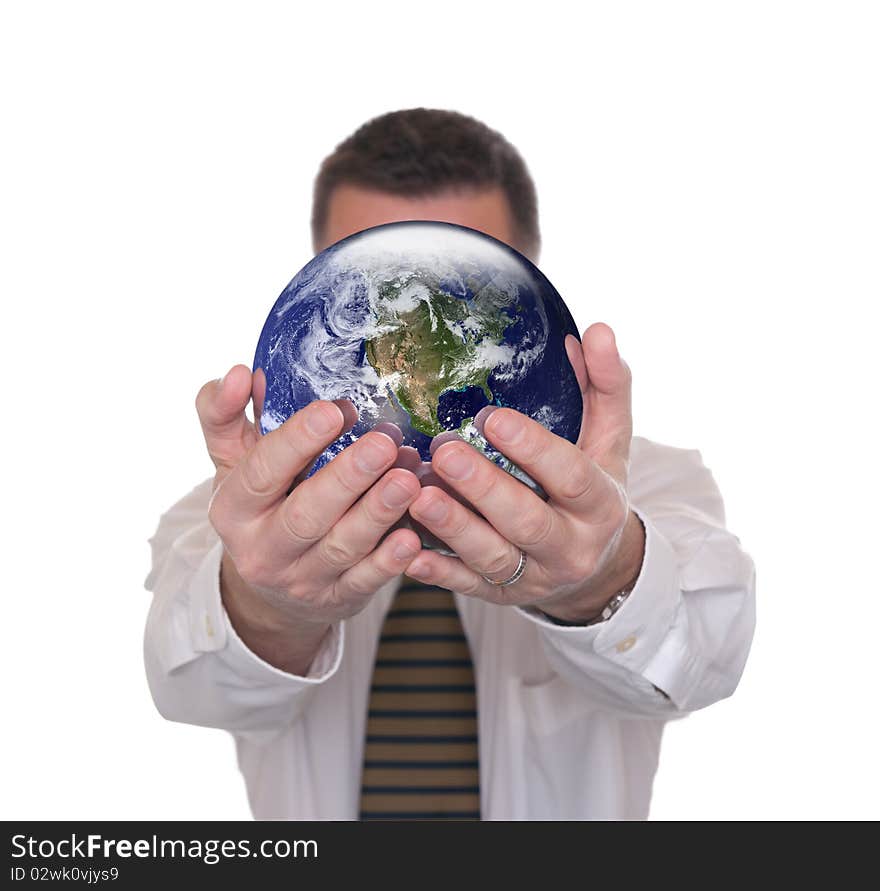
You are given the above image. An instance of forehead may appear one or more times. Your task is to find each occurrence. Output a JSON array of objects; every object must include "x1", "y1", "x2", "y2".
[{"x1": 320, "y1": 183, "x2": 518, "y2": 252}]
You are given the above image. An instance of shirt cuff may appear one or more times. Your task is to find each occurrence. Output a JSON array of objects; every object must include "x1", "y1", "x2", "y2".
[
  {"x1": 514, "y1": 504, "x2": 682, "y2": 678},
  {"x1": 186, "y1": 538, "x2": 345, "y2": 687}
]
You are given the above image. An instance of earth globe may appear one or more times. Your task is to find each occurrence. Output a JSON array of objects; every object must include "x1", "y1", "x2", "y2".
[{"x1": 253, "y1": 220, "x2": 583, "y2": 553}]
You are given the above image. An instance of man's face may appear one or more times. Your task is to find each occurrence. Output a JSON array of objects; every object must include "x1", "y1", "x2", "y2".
[{"x1": 316, "y1": 183, "x2": 536, "y2": 262}]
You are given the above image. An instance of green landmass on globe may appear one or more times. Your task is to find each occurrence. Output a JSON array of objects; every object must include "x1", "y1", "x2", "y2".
[{"x1": 364, "y1": 275, "x2": 517, "y2": 437}]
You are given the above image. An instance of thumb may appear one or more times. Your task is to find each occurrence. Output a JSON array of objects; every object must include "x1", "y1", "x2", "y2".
[
  {"x1": 195, "y1": 364, "x2": 259, "y2": 482},
  {"x1": 580, "y1": 323, "x2": 633, "y2": 481}
]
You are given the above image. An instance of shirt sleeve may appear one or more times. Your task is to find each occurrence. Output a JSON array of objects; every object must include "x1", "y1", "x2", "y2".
[
  {"x1": 142, "y1": 478, "x2": 345, "y2": 735},
  {"x1": 515, "y1": 437, "x2": 757, "y2": 718}
]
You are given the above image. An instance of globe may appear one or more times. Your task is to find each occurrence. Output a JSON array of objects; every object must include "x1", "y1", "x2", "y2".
[{"x1": 253, "y1": 220, "x2": 583, "y2": 551}]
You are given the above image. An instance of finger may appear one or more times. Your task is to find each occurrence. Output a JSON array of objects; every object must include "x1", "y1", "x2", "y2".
[
  {"x1": 393, "y1": 445, "x2": 422, "y2": 473},
  {"x1": 404, "y1": 491, "x2": 546, "y2": 605},
  {"x1": 372, "y1": 421, "x2": 403, "y2": 446},
  {"x1": 335, "y1": 398, "x2": 359, "y2": 434},
  {"x1": 416, "y1": 462, "x2": 478, "y2": 510},
  {"x1": 582, "y1": 323, "x2": 627, "y2": 396},
  {"x1": 196, "y1": 365, "x2": 260, "y2": 483},
  {"x1": 429, "y1": 431, "x2": 464, "y2": 454},
  {"x1": 296, "y1": 467, "x2": 421, "y2": 583},
  {"x1": 290, "y1": 399, "x2": 360, "y2": 489},
  {"x1": 581, "y1": 323, "x2": 632, "y2": 479},
  {"x1": 406, "y1": 548, "x2": 530, "y2": 605},
  {"x1": 212, "y1": 400, "x2": 347, "y2": 524},
  {"x1": 565, "y1": 333, "x2": 588, "y2": 393},
  {"x1": 564, "y1": 335, "x2": 591, "y2": 450},
  {"x1": 269, "y1": 428, "x2": 400, "y2": 551},
  {"x1": 252, "y1": 367, "x2": 267, "y2": 428},
  {"x1": 332, "y1": 525, "x2": 423, "y2": 599},
  {"x1": 456, "y1": 409, "x2": 616, "y2": 524},
  {"x1": 431, "y1": 426, "x2": 599, "y2": 544}
]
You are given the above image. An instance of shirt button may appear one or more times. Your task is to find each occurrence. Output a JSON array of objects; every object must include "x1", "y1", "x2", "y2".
[{"x1": 616, "y1": 635, "x2": 637, "y2": 653}]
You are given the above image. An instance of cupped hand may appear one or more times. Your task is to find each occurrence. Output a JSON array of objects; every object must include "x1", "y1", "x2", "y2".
[
  {"x1": 400, "y1": 323, "x2": 645, "y2": 622},
  {"x1": 196, "y1": 366, "x2": 425, "y2": 638}
]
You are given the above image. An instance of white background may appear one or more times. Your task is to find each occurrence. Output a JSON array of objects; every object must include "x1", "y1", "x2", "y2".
[{"x1": 1, "y1": 1, "x2": 877, "y2": 820}]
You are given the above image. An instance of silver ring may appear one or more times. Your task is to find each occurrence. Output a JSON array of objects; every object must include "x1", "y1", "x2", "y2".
[{"x1": 481, "y1": 549, "x2": 527, "y2": 587}]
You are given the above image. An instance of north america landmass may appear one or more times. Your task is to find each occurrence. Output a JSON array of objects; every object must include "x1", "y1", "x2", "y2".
[{"x1": 364, "y1": 274, "x2": 523, "y2": 437}]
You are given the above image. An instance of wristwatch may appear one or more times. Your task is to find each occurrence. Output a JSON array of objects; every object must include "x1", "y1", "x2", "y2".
[{"x1": 538, "y1": 585, "x2": 633, "y2": 627}]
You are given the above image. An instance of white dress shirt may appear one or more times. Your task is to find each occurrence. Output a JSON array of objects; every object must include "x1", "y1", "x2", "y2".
[{"x1": 143, "y1": 435, "x2": 756, "y2": 820}]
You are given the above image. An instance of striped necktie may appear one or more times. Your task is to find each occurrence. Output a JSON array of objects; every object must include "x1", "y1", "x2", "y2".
[{"x1": 359, "y1": 575, "x2": 480, "y2": 820}]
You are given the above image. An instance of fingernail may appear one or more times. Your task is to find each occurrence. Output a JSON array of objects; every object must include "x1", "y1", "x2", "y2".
[
  {"x1": 393, "y1": 445, "x2": 422, "y2": 472},
  {"x1": 356, "y1": 433, "x2": 394, "y2": 472},
  {"x1": 417, "y1": 468, "x2": 444, "y2": 488},
  {"x1": 435, "y1": 446, "x2": 474, "y2": 480},
  {"x1": 382, "y1": 479, "x2": 414, "y2": 508},
  {"x1": 486, "y1": 409, "x2": 521, "y2": 442},
  {"x1": 333, "y1": 399, "x2": 358, "y2": 434},
  {"x1": 415, "y1": 461, "x2": 434, "y2": 481},
  {"x1": 429, "y1": 430, "x2": 463, "y2": 455},
  {"x1": 372, "y1": 421, "x2": 403, "y2": 447},
  {"x1": 408, "y1": 556, "x2": 431, "y2": 577},
  {"x1": 416, "y1": 497, "x2": 448, "y2": 523},
  {"x1": 306, "y1": 403, "x2": 342, "y2": 436},
  {"x1": 393, "y1": 541, "x2": 418, "y2": 560},
  {"x1": 473, "y1": 405, "x2": 498, "y2": 437}
]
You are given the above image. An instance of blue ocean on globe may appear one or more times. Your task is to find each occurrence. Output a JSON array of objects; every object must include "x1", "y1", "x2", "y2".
[{"x1": 253, "y1": 220, "x2": 583, "y2": 498}]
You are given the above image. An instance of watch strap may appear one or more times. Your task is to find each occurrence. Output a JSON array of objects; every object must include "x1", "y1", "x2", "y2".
[{"x1": 538, "y1": 586, "x2": 633, "y2": 627}]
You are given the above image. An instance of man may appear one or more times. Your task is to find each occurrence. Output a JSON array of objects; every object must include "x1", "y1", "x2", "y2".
[{"x1": 144, "y1": 107, "x2": 756, "y2": 820}]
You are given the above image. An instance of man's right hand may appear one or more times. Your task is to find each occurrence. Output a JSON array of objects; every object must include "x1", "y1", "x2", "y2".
[{"x1": 195, "y1": 364, "x2": 424, "y2": 675}]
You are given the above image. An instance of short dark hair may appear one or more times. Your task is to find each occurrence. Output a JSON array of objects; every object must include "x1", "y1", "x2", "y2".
[{"x1": 311, "y1": 107, "x2": 540, "y2": 257}]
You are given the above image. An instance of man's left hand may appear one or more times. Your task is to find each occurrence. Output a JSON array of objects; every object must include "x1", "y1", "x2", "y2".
[{"x1": 404, "y1": 322, "x2": 645, "y2": 623}]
